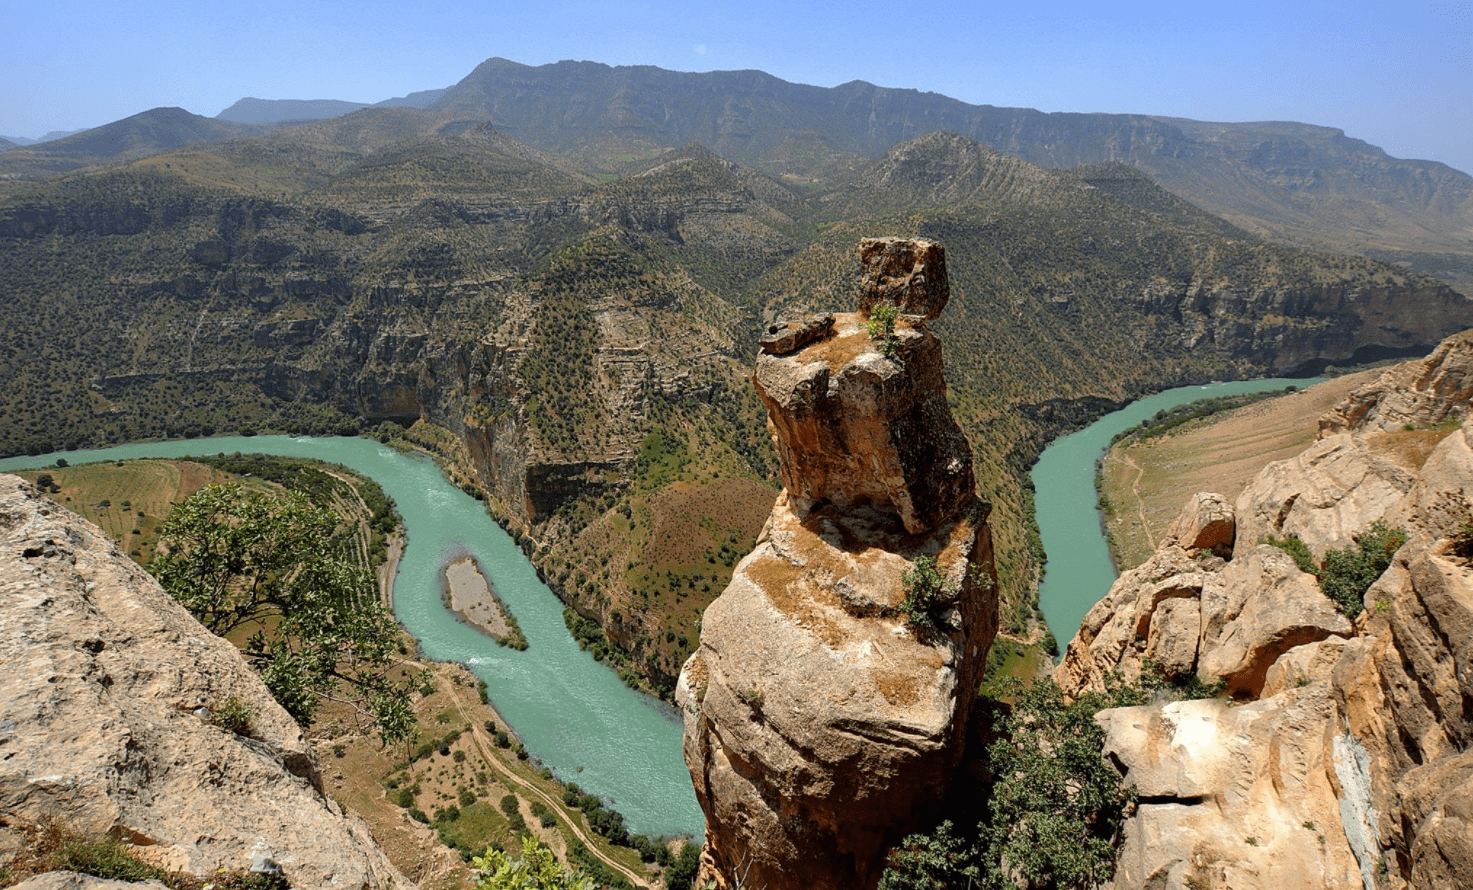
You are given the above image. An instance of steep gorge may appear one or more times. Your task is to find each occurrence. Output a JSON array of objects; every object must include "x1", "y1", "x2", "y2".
[{"x1": 0, "y1": 121, "x2": 1467, "y2": 695}]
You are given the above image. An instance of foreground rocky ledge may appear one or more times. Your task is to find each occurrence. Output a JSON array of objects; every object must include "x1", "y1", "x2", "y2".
[{"x1": 0, "y1": 475, "x2": 411, "y2": 890}]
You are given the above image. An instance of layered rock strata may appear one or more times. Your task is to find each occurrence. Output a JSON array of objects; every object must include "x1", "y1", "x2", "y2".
[
  {"x1": 1056, "y1": 328, "x2": 1473, "y2": 890},
  {"x1": 0, "y1": 475, "x2": 410, "y2": 890},
  {"x1": 677, "y1": 239, "x2": 998, "y2": 890}
]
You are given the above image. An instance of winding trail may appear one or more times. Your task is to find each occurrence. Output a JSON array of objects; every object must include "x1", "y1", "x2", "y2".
[
  {"x1": 1118, "y1": 450, "x2": 1156, "y2": 550},
  {"x1": 424, "y1": 664, "x2": 655, "y2": 888}
]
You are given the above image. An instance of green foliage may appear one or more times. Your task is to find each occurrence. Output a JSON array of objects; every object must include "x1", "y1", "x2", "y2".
[
  {"x1": 209, "y1": 696, "x2": 255, "y2": 737},
  {"x1": 880, "y1": 820, "x2": 979, "y2": 890},
  {"x1": 864, "y1": 303, "x2": 900, "y2": 357},
  {"x1": 1320, "y1": 521, "x2": 1407, "y2": 617},
  {"x1": 881, "y1": 678, "x2": 1146, "y2": 890},
  {"x1": 980, "y1": 678, "x2": 1144, "y2": 888},
  {"x1": 565, "y1": 839, "x2": 633, "y2": 890},
  {"x1": 664, "y1": 842, "x2": 703, "y2": 890},
  {"x1": 1265, "y1": 534, "x2": 1318, "y2": 575},
  {"x1": 897, "y1": 555, "x2": 951, "y2": 635},
  {"x1": 471, "y1": 836, "x2": 596, "y2": 890},
  {"x1": 150, "y1": 484, "x2": 414, "y2": 744}
]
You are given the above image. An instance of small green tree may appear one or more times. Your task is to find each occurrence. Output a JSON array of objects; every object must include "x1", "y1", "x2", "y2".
[
  {"x1": 896, "y1": 555, "x2": 951, "y2": 635},
  {"x1": 150, "y1": 484, "x2": 414, "y2": 744},
  {"x1": 865, "y1": 304, "x2": 901, "y2": 357},
  {"x1": 978, "y1": 678, "x2": 1144, "y2": 889}
]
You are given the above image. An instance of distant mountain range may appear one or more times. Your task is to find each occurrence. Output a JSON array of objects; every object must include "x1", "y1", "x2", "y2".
[
  {"x1": 214, "y1": 88, "x2": 448, "y2": 124},
  {"x1": 2, "y1": 57, "x2": 1468, "y2": 292}
]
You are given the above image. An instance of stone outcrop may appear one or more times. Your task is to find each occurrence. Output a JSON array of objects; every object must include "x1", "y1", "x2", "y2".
[
  {"x1": 1057, "y1": 328, "x2": 1473, "y2": 890},
  {"x1": 1165, "y1": 491, "x2": 1235, "y2": 556},
  {"x1": 856, "y1": 237, "x2": 950, "y2": 320},
  {"x1": 677, "y1": 239, "x2": 997, "y2": 890},
  {"x1": 1233, "y1": 433, "x2": 1414, "y2": 559},
  {"x1": 0, "y1": 475, "x2": 411, "y2": 890},
  {"x1": 1101, "y1": 687, "x2": 1364, "y2": 890},
  {"x1": 1319, "y1": 329, "x2": 1473, "y2": 437}
]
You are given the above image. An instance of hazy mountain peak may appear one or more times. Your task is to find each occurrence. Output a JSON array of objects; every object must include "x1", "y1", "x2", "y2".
[{"x1": 217, "y1": 97, "x2": 370, "y2": 124}]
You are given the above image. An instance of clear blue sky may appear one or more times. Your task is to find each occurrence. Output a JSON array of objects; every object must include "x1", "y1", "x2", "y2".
[{"x1": 4, "y1": 0, "x2": 1470, "y2": 174}]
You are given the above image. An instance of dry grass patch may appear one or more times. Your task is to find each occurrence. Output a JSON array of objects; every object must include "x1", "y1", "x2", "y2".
[{"x1": 1100, "y1": 371, "x2": 1379, "y2": 569}]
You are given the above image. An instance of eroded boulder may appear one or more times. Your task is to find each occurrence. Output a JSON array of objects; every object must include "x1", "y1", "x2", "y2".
[
  {"x1": 0, "y1": 475, "x2": 410, "y2": 890},
  {"x1": 1100, "y1": 687, "x2": 1363, "y2": 890},
  {"x1": 856, "y1": 237, "x2": 950, "y2": 320}
]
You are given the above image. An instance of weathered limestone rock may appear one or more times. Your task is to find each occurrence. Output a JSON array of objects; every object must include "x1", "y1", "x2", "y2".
[
  {"x1": 1319, "y1": 329, "x2": 1473, "y2": 436},
  {"x1": 0, "y1": 475, "x2": 411, "y2": 890},
  {"x1": 679, "y1": 240, "x2": 996, "y2": 890},
  {"x1": 1261, "y1": 637, "x2": 1347, "y2": 698},
  {"x1": 753, "y1": 310, "x2": 975, "y2": 537},
  {"x1": 1070, "y1": 361, "x2": 1473, "y2": 890},
  {"x1": 1054, "y1": 545, "x2": 1207, "y2": 693},
  {"x1": 1398, "y1": 751, "x2": 1473, "y2": 890},
  {"x1": 1196, "y1": 545, "x2": 1351, "y2": 698},
  {"x1": 1165, "y1": 491, "x2": 1234, "y2": 556},
  {"x1": 759, "y1": 313, "x2": 835, "y2": 356},
  {"x1": 1144, "y1": 597, "x2": 1201, "y2": 679},
  {"x1": 1100, "y1": 687, "x2": 1364, "y2": 890},
  {"x1": 1233, "y1": 433, "x2": 1413, "y2": 559},
  {"x1": 856, "y1": 237, "x2": 950, "y2": 320}
]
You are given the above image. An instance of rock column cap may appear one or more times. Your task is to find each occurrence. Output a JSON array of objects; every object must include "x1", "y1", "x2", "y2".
[{"x1": 857, "y1": 238, "x2": 950, "y2": 321}]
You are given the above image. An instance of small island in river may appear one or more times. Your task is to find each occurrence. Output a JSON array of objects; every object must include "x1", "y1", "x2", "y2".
[{"x1": 441, "y1": 555, "x2": 527, "y2": 650}]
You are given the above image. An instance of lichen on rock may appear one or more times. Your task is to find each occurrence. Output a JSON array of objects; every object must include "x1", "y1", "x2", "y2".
[{"x1": 677, "y1": 238, "x2": 997, "y2": 890}]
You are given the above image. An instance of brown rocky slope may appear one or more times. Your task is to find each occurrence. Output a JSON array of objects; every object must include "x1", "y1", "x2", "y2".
[
  {"x1": 677, "y1": 239, "x2": 999, "y2": 890},
  {"x1": 1056, "y1": 328, "x2": 1473, "y2": 889},
  {"x1": 0, "y1": 474, "x2": 411, "y2": 890}
]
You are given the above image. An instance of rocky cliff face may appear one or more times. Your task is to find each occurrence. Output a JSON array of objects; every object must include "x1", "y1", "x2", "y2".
[
  {"x1": 676, "y1": 239, "x2": 998, "y2": 890},
  {"x1": 1056, "y1": 329, "x2": 1473, "y2": 890},
  {"x1": 0, "y1": 475, "x2": 410, "y2": 890}
]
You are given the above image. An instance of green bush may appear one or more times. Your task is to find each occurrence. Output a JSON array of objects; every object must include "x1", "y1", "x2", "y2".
[
  {"x1": 880, "y1": 677, "x2": 1146, "y2": 889},
  {"x1": 1265, "y1": 534, "x2": 1318, "y2": 575},
  {"x1": 897, "y1": 556, "x2": 949, "y2": 634},
  {"x1": 209, "y1": 696, "x2": 254, "y2": 737},
  {"x1": 865, "y1": 304, "x2": 901, "y2": 357},
  {"x1": 1320, "y1": 522, "x2": 1406, "y2": 616}
]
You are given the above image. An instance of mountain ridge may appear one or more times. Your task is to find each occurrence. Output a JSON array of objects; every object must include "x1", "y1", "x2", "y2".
[{"x1": 3, "y1": 57, "x2": 1468, "y2": 292}]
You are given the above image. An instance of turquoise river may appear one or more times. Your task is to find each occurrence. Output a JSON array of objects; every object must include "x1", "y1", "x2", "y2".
[
  {"x1": 0, "y1": 377, "x2": 1322, "y2": 835},
  {"x1": 0, "y1": 435, "x2": 706, "y2": 838},
  {"x1": 1032, "y1": 377, "x2": 1322, "y2": 652}
]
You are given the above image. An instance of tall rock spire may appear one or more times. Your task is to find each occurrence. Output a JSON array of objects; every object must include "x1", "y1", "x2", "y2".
[{"x1": 676, "y1": 238, "x2": 999, "y2": 890}]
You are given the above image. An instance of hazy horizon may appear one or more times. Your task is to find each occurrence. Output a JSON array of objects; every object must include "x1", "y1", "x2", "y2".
[{"x1": 4, "y1": 1, "x2": 1470, "y2": 174}]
